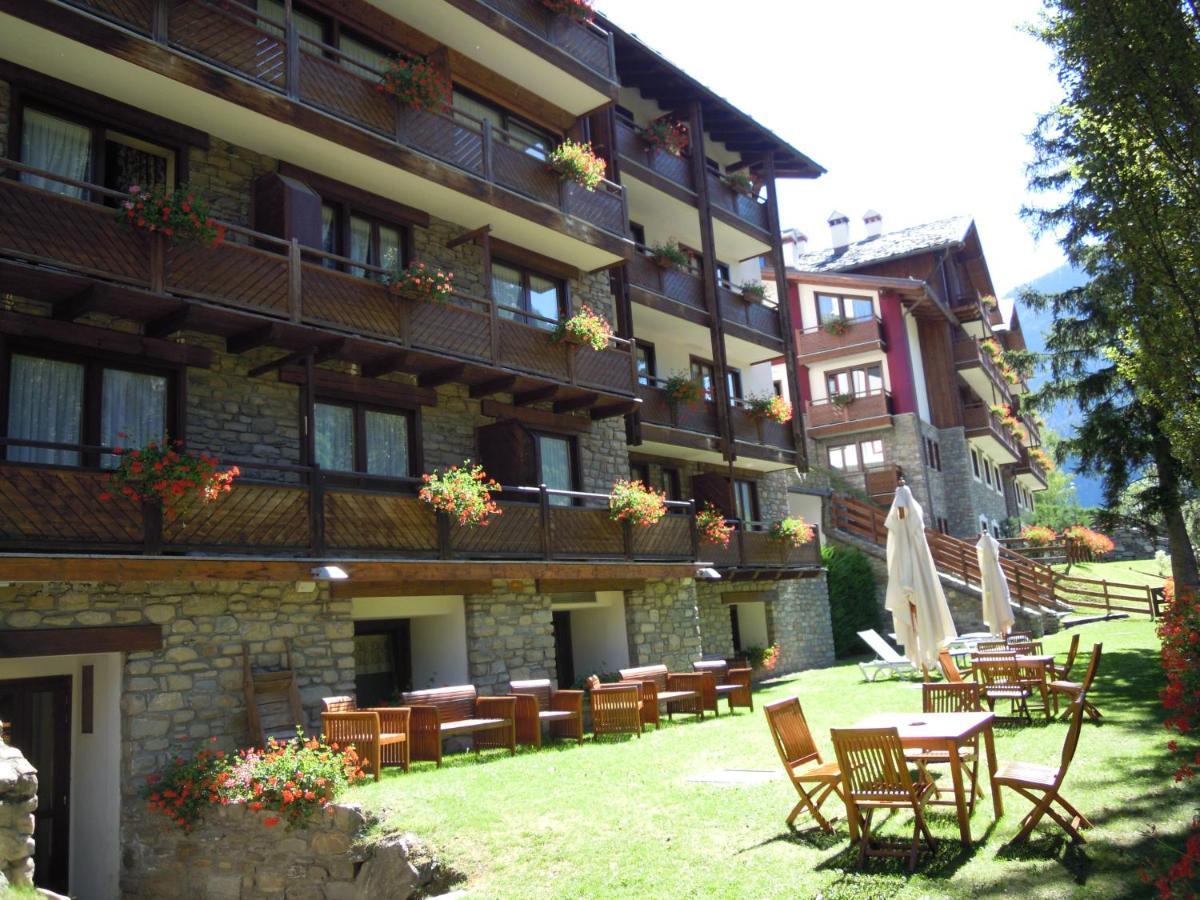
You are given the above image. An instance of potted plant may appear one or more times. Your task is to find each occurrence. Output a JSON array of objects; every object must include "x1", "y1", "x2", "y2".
[
  {"x1": 743, "y1": 643, "x2": 780, "y2": 673},
  {"x1": 769, "y1": 516, "x2": 814, "y2": 548},
  {"x1": 648, "y1": 241, "x2": 689, "y2": 270},
  {"x1": 119, "y1": 185, "x2": 226, "y2": 247},
  {"x1": 721, "y1": 171, "x2": 755, "y2": 197},
  {"x1": 1029, "y1": 446, "x2": 1055, "y2": 471},
  {"x1": 822, "y1": 315, "x2": 851, "y2": 336},
  {"x1": 385, "y1": 262, "x2": 454, "y2": 303},
  {"x1": 696, "y1": 503, "x2": 733, "y2": 547},
  {"x1": 376, "y1": 55, "x2": 451, "y2": 112},
  {"x1": 640, "y1": 118, "x2": 688, "y2": 156},
  {"x1": 830, "y1": 392, "x2": 856, "y2": 409},
  {"x1": 979, "y1": 337, "x2": 1003, "y2": 361},
  {"x1": 541, "y1": 0, "x2": 593, "y2": 22},
  {"x1": 664, "y1": 372, "x2": 703, "y2": 408},
  {"x1": 739, "y1": 281, "x2": 768, "y2": 303},
  {"x1": 554, "y1": 305, "x2": 613, "y2": 351},
  {"x1": 547, "y1": 140, "x2": 607, "y2": 191},
  {"x1": 746, "y1": 394, "x2": 792, "y2": 425},
  {"x1": 101, "y1": 436, "x2": 239, "y2": 523},
  {"x1": 419, "y1": 462, "x2": 502, "y2": 526},
  {"x1": 609, "y1": 479, "x2": 667, "y2": 527},
  {"x1": 980, "y1": 295, "x2": 999, "y2": 312}
]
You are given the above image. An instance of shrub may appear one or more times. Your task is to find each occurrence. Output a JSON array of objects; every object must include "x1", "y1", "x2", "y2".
[
  {"x1": 743, "y1": 644, "x2": 780, "y2": 671},
  {"x1": 555, "y1": 305, "x2": 612, "y2": 351},
  {"x1": 696, "y1": 503, "x2": 733, "y2": 546},
  {"x1": 101, "y1": 437, "x2": 239, "y2": 521},
  {"x1": 609, "y1": 479, "x2": 667, "y2": 527},
  {"x1": 119, "y1": 184, "x2": 225, "y2": 246},
  {"x1": 1020, "y1": 524, "x2": 1058, "y2": 547},
  {"x1": 547, "y1": 140, "x2": 606, "y2": 191},
  {"x1": 823, "y1": 315, "x2": 850, "y2": 336},
  {"x1": 649, "y1": 241, "x2": 689, "y2": 269},
  {"x1": 419, "y1": 462, "x2": 502, "y2": 526},
  {"x1": 377, "y1": 56, "x2": 451, "y2": 111},
  {"x1": 822, "y1": 543, "x2": 881, "y2": 658},
  {"x1": 385, "y1": 262, "x2": 454, "y2": 302},
  {"x1": 641, "y1": 118, "x2": 688, "y2": 156},
  {"x1": 769, "y1": 517, "x2": 814, "y2": 547},
  {"x1": 747, "y1": 394, "x2": 792, "y2": 424},
  {"x1": 1064, "y1": 524, "x2": 1115, "y2": 557}
]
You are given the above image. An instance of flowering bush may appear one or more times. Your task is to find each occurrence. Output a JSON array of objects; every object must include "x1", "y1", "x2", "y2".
[
  {"x1": 823, "y1": 315, "x2": 850, "y2": 336},
  {"x1": 555, "y1": 305, "x2": 612, "y2": 351},
  {"x1": 1020, "y1": 524, "x2": 1058, "y2": 547},
  {"x1": 980, "y1": 295, "x2": 999, "y2": 311},
  {"x1": 145, "y1": 734, "x2": 365, "y2": 832},
  {"x1": 377, "y1": 55, "x2": 450, "y2": 111},
  {"x1": 385, "y1": 262, "x2": 454, "y2": 302},
  {"x1": 739, "y1": 281, "x2": 768, "y2": 302},
  {"x1": 541, "y1": 0, "x2": 593, "y2": 22},
  {"x1": 547, "y1": 140, "x2": 607, "y2": 191},
  {"x1": 609, "y1": 479, "x2": 667, "y2": 527},
  {"x1": 747, "y1": 393, "x2": 792, "y2": 424},
  {"x1": 744, "y1": 644, "x2": 780, "y2": 671},
  {"x1": 721, "y1": 171, "x2": 755, "y2": 196},
  {"x1": 119, "y1": 185, "x2": 225, "y2": 246},
  {"x1": 696, "y1": 503, "x2": 733, "y2": 547},
  {"x1": 980, "y1": 337, "x2": 1003, "y2": 361},
  {"x1": 419, "y1": 462, "x2": 502, "y2": 526},
  {"x1": 101, "y1": 437, "x2": 238, "y2": 521},
  {"x1": 641, "y1": 118, "x2": 688, "y2": 156},
  {"x1": 769, "y1": 517, "x2": 815, "y2": 547},
  {"x1": 664, "y1": 373, "x2": 703, "y2": 407},
  {"x1": 1064, "y1": 525, "x2": 1115, "y2": 557},
  {"x1": 649, "y1": 241, "x2": 689, "y2": 270},
  {"x1": 1029, "y1": 446, "x2": 1055, "y2": 472}
]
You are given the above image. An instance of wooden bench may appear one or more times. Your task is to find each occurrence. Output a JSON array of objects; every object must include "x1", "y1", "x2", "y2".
[
  {"x1": 692, "y1": 660, "x2": 754, "y2": 714},
  {"x1": 585, "y1": 675, "x2": 643, "y2": 738},
  {"x1": 320, "y1": 696, "x2": 410, "y2": 781},
  {"x1": 618, "y1": 664, "x2": 704, "y2": 728},
  {"x1": 509, "y1": 679, "x2": 584, "y2": 748},
  {"x1": 399, "y1": 685, "x2": 516, "y2": 766}
]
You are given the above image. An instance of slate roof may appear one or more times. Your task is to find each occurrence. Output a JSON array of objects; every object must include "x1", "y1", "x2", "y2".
[{"x1": 794, "y1": 215, "x2": 974, "y2": 273}]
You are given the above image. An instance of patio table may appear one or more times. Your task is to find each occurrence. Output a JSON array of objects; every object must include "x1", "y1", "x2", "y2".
[{"x1": 847, "y1": 710, "x2": 1000, "y2": 845}]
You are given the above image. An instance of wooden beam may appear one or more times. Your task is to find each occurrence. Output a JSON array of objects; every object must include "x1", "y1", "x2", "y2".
[
  {"x1": 0, "y1": 310, "x2": 212, "y2": 367},
  {"x1": 446, "y1": 224, "x2": 492, "y2": 250},
  {"x1": 553, "y1": 393, "x2": 599, "y2": 414},
  {"x1": 52, "y1": 284, "x2": 105, "y2": 321},
  {"x1": 0, "y1": 624, "x2": 162, "y2": 657},
  {"x1": 720, "y1": 589, "x2": 779, "y2": 605},
  {"x1": 143, "y1": 305, "x2": 194, "y2": 339},
  {"x1": 278, "y1": 366, "x2": 436, "y2": 407},
  {"x1": 590, "y1": 400, "x2": 639, "y2": 420},
  {"x1": 226, "y1": 323, "x2": 280, "y2": 355},
  {"x1": 417, "y1": 364, "x2": 465, "y2": 388},
  {"x1": 469, "y1": 376, "x2": 517, "y2": 399},
  {"x1": 512, "y1": 385, "x2": 558, "y2": 406},
  {"x1": 480, "y1": 399, "x2": 591, "y2": 433},
  {"x1": 330, "y1": 579, "x2": 493, "y2": 599},
  {"x1": 537, "y1": 578, "x2": 646, "y2": 594},
  {"x1": 361, "y1": 352, "x2": 411, "y2": 378},
  {"x1": 248, "y1": 339, "x2": 345, "y2": 378}
]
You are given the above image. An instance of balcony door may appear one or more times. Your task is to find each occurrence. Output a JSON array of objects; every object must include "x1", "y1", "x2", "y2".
[
  {"x1": 816, "y1": 293, "x2": 874, "y2": 324},
  {"x1": 826, "y1": 364, "x2": 883, "y2": 399},
  {"x1": 535, "y1": 434, "x2": 575, "y2": 506}
]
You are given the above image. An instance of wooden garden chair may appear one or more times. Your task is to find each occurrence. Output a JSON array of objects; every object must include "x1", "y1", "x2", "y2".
[
  {"x1": 908, "y1": 683, "x2": 983, "y2": 815},
  {"x1": 1050, "y1": 643, "x2": 1103, "y2": 720},
  {"x1": 320, "y1": 697, "x2": 410, "y2": 782},
  {"x1": 1049, "y1": 632, "x2": 1081, "y2": 680},
  {"x1": 509, "y1": 678, "x2": 584, "y2": 748},
  {"x1": 994, "y1": 694, "x2": 1094, "y2": 843},
  {"x1": 586, "y1": 675, "x2": 643, "y2": 738},
  {"x1": 975, "y1": 659, "x2": 1033, "y2": 724},
  {"x1": 937, "y1": 649, "x2": 969, "y2": 684},
  {"x1": 692, "y1": 660, "x2": 753, "y2": 714},
  {"x1": 830, "y1": 727, "x2": 937, "y2": 871},
  {"x1": 618, "y1": 664, "x2": 704, "y2": 727},
  {"x1": 763, "y1": 697, "x2": 843, "y2": 833},
  {"x1": 1006, "y1": 631, "x2": 1034, "y2": 644},
  {"x1": 976, "y1": 640, "x2": 1009, "y2": 652}
]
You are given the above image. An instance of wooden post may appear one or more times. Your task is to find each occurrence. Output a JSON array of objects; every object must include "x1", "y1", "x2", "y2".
[
  {"x1": 151, "y1": 0, "x2": 169, "y2": 43},
  {"x1": 539, "y1": 484, "x2": 553, "y2": 560},
  {"x1": 622, "y1": 519, "x2": 634, "y2": 561},
  {"x1": 284, "y1": 0, "x2": 299, "y2": 100},
  {"x1": 436, "y1": 511, "x2": 451, "y2": 560},
  {"x1": 288, "y1": 238, "x2": 302, "y2": 323},
  {"x1": 149, "y1": 232, "x2": 165, "y2": 293},
  {"x1": 1102, "y1": 579, "x2": 1111, "y2": 616},
  {"x1": 142, "y1": 500, "x2": 163, "y2": 556},
  {"x1": 688, "y1": 500, "x2": 699, "y2": 561},
  {"x1": 309, "y1": 465, "x2": 325, "y2": 556},
  {"x1": 481, "y1": 119, "x2": 494, "y2": 183}
]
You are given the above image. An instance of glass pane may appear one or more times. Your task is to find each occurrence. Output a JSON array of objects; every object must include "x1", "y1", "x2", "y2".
[
  {"x1": 733, "y1": 481, "x2": 755, "y2": 522},
  {"x1": 851, "y1": 370, "x2": 869, "y2": 394},
  {"x1": 378, "y1": 225, "x2": 402, "y2": 276},
  {"x1": 636, "y1": 346, "x2": 654, "y2": 385},
  {"x1": 860, "y1": 439, "x2": 884, "y2": 466},
  {"x1": 320, "y1": 205, "x2": 338, "y2": 268},
  {"x1": 827, "y1": 372, "x2": 850, "y2": 395},
  {"x1": 339, "y1": 33, "x2": 385, "y2": 79},
  {"x1": 492, "y1": 263, "x2": 524, "y2": 321},
  {"x1": 528, "y1": 275, "x2": 560, "y2": 329},
  {"x1": 20, "y1": 109, "x2": 90, "y2": 199},
  {"x1": 866, "y1": 366, "x2": 883, "y2": 393},
  {"x1": 726, "y1": 371, "x2": 742, "y2": 402},
  {"x1": 828, "y1": 447, "x2": 845, "y2": 469},
  {"x1": 816, "y1": 294, "x2": 840, "y2": 322},
  {"x1": 257, "y1": 0, "x2": 323, "y2": 42},
  {"x1": 348, "y1": 215, "x2": 371, "y2": 278},
  {"x1": 507, "y1": 121, "x2": 548, "y2": 160},
  {"x1": 365, "y1": 410, "x2": 408, "y2": 477},
  {"x1": 104, "y1": 136, "x2": 170, "y2": 193},
  {"x1": 315, "y1": 403, "x2": 354, "y2": 471},
  {"x1": 452, "y1": 90, "x2": 503, "y2": 131},
  {"x1": 850, "y1": 297, "x2": 874, "y2": 320},
  {"x1": 6, "y1": 355, "x2": 83, "y2": 465},
  {"x1": 101, "y1": 369, "x2": 166, "y2": 468},
  {"x1": 538, "y1": 435, "x2": 573, "y2": 506},
  {"x1": 691, "y1": 363, "x2": 714, "y2": 400}
]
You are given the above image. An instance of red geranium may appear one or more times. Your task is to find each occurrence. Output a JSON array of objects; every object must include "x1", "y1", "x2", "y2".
[{"x1": 101, "y1": 435, "x2": 239, "y2": 521}]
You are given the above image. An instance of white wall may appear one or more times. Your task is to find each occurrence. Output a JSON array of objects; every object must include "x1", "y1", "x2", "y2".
[
  {"x1": 351, "y1": 596, "x2": 469, "y2": 689},
  {"x1": 0, "y1": 653, "x2": 121, "y2": 900},
  {"x1": 795, "y1": 283, "x2": 881, "y2": 331},
  {"x1": 905, "y1": 312, "x2": 931, "y2": 424},
  {"x1": 787, "y1": 493, "x2": 824, "y2": 546},
  {"x1": 734, "y1": 602, "x2": 769, "y2": 649},
  {"x1": 809, "y1": 349, "x2": 891, "y2": 402},
  {"x1": 743, "y1": 361, "x2": 776, "y2": 400},
  {"x1": 553, "y1": 591, "x2": 629, "y2": 678}
]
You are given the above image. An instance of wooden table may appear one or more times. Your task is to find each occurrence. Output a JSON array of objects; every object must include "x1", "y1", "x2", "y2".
[{"x1": 849, "y1": 711, "x2": 1001, "y2": 845}]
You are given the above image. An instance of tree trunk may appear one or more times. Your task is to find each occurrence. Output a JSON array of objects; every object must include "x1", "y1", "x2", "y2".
[{"x1": 1150, "y1": 414, "x2": 1200, "y2": 593}]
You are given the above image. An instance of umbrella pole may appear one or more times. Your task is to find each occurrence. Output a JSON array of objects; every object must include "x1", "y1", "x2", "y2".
[{"x1": 909, "y1": 600, "x2": 929, "y2": 680}]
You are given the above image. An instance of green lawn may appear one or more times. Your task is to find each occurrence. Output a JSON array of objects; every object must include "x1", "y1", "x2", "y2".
[
  {"x1": 1053, "y1": 558, "x2": 1171, "y2": 587},
  {"x1": 350, "y1": 619, "x2": 1191, "y2": 898}
]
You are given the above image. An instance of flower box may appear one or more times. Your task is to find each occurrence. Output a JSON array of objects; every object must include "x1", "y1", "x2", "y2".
[
  {"x1": 419, "y1": 462, "x2": 502, "y2": 527},
  {"x1": 547, "y1": 140, "x2": 607, "y2": 192},
  {"x1": 541, "y1": 0, "x2": 593, "y2": 22},
  {"x1": 747, "y1": 394, "x2": 792, "y2": 425},
  {"x1": 119, "y1": 185, "x2": 225, "y2": 247},
  {"x1": 385, "y1": 262, "x2": 454, "y2": 303},
  {"x1": 609, "y1": 479, "x2": 667, "y2": 527},
  {"x1": 769, "y1": 517, "x2": 814, "y2": 548},
  {"x1": 100, "y1": 436, "x2": 238, "y2": 521},
  {"x1": 640, "y1": 118, "x2": 689, "y2": 157},
  {"x1": 554, "y1": 305, "x2": 613, "y2": 351},
  {"x1": 376, "y1": 55, "x2": 450, "y2": 112},
  {"x1": 664, "y1": 373, "x2": 703, "y2": 408},
  {"x1": 696, "y1": 503, "x2": 733, "y2": 547},
  {"x1": 649, "y1": 242, "x2": 689, "y2": 270}
]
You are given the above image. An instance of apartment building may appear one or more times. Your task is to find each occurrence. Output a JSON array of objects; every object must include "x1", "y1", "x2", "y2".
[
  {"x1": 778, "y1": 213, "x2": 1048, "y2": 539},
  {"x1": 0, "y1": 2, "x2": 833, "y2": 892}
]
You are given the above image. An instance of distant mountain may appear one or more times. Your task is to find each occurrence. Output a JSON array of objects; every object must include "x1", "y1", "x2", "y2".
[{"x1": 1004, "y1": 263, "x2": 1106, "y2": 507}]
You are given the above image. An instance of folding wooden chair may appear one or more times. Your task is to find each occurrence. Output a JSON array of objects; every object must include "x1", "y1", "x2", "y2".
[
  {"x1": 937, "y1": 649, "x2": 969, "y2": 684},
  {"x1": 831, "y1": 727, "x2": 937, "y2": 871},
  {"x1": 1006, "y1": 631, "x2": 1033, "y2": 644},
  {"x1": 1050, "y1": 643, "x2": 1103, "y2": 720},
  {"x1": 763, "y1": 698, "x2": 843, "y2": 832},
  {"x1": 976, "y1": 659, "x2": 1033, "y2": 724},
  {"x1": 994, "y1": 694, "x2": 1094, "y2": 843},
  {"x1": 1050, "y1": 632, "x2": 1081, "y2": 680},
  {"x1": 908, "y1": 683, "x2": 983, "y2": 815}
]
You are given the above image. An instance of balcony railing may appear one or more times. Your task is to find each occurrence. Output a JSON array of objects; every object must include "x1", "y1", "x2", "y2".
[
  {"x1": 704, "y1": 521, "x2": 822, "y2": 570},
  {"x1": 614, "y1": 117, "x2": 694, "y2": 191},
  {"x1": 806, "y1": 391, "x2": 892, "y2": 432},
  {"x1": 636, "y1": 382, "x2": 720, "y2": 436},
  {"x1": 61, "y1": 0, "x2": 627, "y2": 237},
  {"x1": 0, "y1": 161, "x2": 636, "y2": 397},
  {"x1": 729, "y1": 401, "x2": 795, "y2": 451},
  {"x1": 796, "y1": 316, "x2": 885, "y2": 362},
  {"x1": 705, "y1": 170, "x2": 771, "y2": 235},
  {"x1": 962, "y1": 403, "x2": 1021, "y2": 461},
  {"x1": 473, "y1": 0, "x2": 617, "y2": 80},
  {"x1": 1013, "y1": 445, "x2": 1049, "y2": 489},
  {"x1": 953, "y1": 337, "x2": 1016, "y2": 396}
]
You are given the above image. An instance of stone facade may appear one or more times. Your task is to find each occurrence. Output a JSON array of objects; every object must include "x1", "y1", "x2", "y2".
[
  {"x1": 186, "y1": 139, "x2": 277, "y2": 227},
  {"x1": 0, "y1": 742, "x2": 37, "y2": 892},
  {"x1": 623, "y1": 579, "x2": 703, "y2": 672},
  {"x1": 463, "y1": 581, "x2": 556, "y2": 695}
]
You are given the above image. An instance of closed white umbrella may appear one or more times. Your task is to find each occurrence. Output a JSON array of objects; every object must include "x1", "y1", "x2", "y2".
[
  {"x1": 976, "y1": 530, "x2": 1015, "y2": 637},
  {"x1": 884, "y1": 484, "x2": 957, "y2": 669}
]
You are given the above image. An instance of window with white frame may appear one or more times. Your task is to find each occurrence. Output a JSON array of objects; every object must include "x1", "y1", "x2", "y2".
[
  {"x1": 971, "y1": 449, "x2": 981, "y2": 481},
  {"x1": 828, "y1": 443, "x2": 859, "y2": 470},
  {"x1": 979, "y1": 515, "x2": 990, "y2": 534}
]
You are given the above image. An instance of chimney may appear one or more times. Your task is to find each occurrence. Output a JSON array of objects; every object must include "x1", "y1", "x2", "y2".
[
  {"x1": 781, "y1": 229, "x2": 808, "y2": 267},
  {"x1": 863, "y1": 209, "x2": 883, "y2": 239},
  {"x1": 828, "y1": 210, "x2": 850, "y2": 250}
]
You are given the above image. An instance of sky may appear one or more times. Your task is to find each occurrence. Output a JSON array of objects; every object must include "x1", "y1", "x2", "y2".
[{"x1": 595, "y1": 0, "x2": 1068, "y2": 294}]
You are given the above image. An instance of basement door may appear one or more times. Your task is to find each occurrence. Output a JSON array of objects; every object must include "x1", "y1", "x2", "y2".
[{"x1": 0, "y1": 676, "x2": 72, "y2": 894}]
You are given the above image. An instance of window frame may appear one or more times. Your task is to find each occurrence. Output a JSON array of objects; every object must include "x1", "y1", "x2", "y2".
[
  {"x1": 310, "y1": 396, "x2": 420, "y2": 479},
  {"x1": 492, "y1": 258, "x2": 568, "y2": 328},
  {"x1": 725, "y1": 367, "x2": 743, "y2": 406},
  {"x1": 690, "y1": 357, "x2": 717, "y2": 402},
  {"x1": 814, "y1": 292, "x2": 875, "y2": 324},
  {"x1": 636, "y1": 341, "x2": 657, "y2": 386},
  {"x1": 732, "y1": 478, "x2": 760, "y2": 525},
  {"x1": 319, "y1": 200, "x2": 411, "y2": 277},
  {"x1": 970, "y1": 448, "x2": 982, "y2": 481},
  {"x1": 824, "y1": 362, "x2": 885, "y2": 399},
  {"x1": 531, "y1": 430, "x2": 580, "y2": 496},
  {"x1": 451, "y1": 86, "x2": 559, "y2": 160}
]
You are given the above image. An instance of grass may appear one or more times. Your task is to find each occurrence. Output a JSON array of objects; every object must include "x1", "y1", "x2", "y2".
[
  {"x1": 1054, "y1": 558, "x2": 1171, "y2": 587},
  {"x1": 350, "y1": 619, "x2": 1193, "y2": 899}
]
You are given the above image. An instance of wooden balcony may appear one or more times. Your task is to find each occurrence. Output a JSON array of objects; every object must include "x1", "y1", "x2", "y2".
[
  {"x1": 705, "y1": 170, "x2": 771, "y2": 237},
  {"x1": 636, "y1": 383, "x2": 720, "y2": 436},
  {"x1": 1013, "y1": 446, "x2": 1049, "y2": 491},
  {"x1": 635, "y1": 383, "x2": 795, "y2": 462},
  {"x1": 796, "y1": 316, "x2": 885, "y2": 363},
  {"x1": 614, "y1": 118, "x2": 694, "y2": 192},
  {"x1": 703, "y1": 521, "x2": 822, "y2": 573},
  {"x1": 472, "y1": 0, "x2": 617, "y2": 81},
  {"x1": 806, "y1": 392, "x2": 892, "y2": 437},
  {"x1": 729, "y1": 403, "x2": 796, "y2": 454},
  {"x1": 962, "y1": 403, "x2": 1021, "y2": 463},
  {"x1": 953, "y1": 337, "x2": 1011, "y2": 401},
  {"x1": 60, "y1": 0, "x2": 627, "y2": 238},
  {"x1": 0, "y1": 163, "x2": 637, "y2": 401}
]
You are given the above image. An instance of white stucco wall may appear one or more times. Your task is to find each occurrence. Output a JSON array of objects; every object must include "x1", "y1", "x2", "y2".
[
  {"x1": 734, "y1": 601, "x2": 769, "y2": 649},
  {"x1": 351, "y1": 595, "x2": 469, "y2": 689},
  {"x1": 553, "y1": 591, "x2": 629, "y2": 677},
  {"x1": 809, "y1": 349, "x2": 891, "y2": 402},
  {"x1": 794, "y1": 283, "x2": 881, "y2": 332},
  {"x1": 905, "y1": 312, "x2": 931, "y2": 424}
]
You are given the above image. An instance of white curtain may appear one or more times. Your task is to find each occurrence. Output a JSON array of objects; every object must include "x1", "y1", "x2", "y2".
[
  {"x1": 7, "y1": 355, "x2": 83, "y2": 465},
  {"x1": 100, "y1": 370, "x2": 166, "y2": 467},
  {"x1": 365, "y1": 411, "x2": 408, "y2": 477},
  {"x1": 320, "y1": 204, "x2": 339, "y2": 269},
  {"x1": 20, "y1": 109, "x2": 90, "y2": 199},
  {"x1": 528, "y1": 274, "x2": 560, "y2": 329},
  {"x1": 315, "y1": 403, "x2": 354, "y2": 471},
  {"x1": 256, "y1": 0, "x2": 323, "y2": 42},
  {"x1": 339, "y1": 34, "x2": 385, "y2": 78},
  {"x1": 492, "y1": 263, "x2": 524, "y2": 322},
  {"x1": 378, "y1": 225, "x2": 402, "y2": 275},
  {"x1": 348, "y1": 215, "x2": 372, "y2": 277},
  {"x1": 538, "y1": 435, "x2": 572, "y2": 506}
]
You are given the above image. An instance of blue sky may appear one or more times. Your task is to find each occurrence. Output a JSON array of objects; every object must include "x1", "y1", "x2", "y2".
[{"x1": 596, "y1": 0, "x2": 1067, "y2": 293}]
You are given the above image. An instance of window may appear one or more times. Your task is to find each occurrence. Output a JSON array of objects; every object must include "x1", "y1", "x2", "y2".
[
  {"x1": 320, "y1": 204, "x2": 405, "y2": 278},
  {"x1": 979, "y1": 515, "x2": 990, "y2": 534},
  {"x1": 828, "y1": 443, "x2": 859, "y2": 471},
  {"x1": 773, "y1": 379, "x2": 784, "y2": 398},
  {"x1": 924, "y1": 437, "x2": 942, "y2": 472},
  {"x1": 660, "y1": 467, "x2": 681, "y2": 502},
  {"x1": 829, "y1": 439, "x2": 883, "y2": 471},
  {"x1": 4, "y1": 351, "x2": 171, "y2": 467},
  {"x1": 970, "y1": 449, "x2": 981, "y2": 481},
  {"x1": 934, "y1": 442, "x2": 942, "y2": 472},
  {"x1": 492, "y1": 261, "x2": 565, "y2": 330},
  {"x1": 630, "y1": 222, "x2": 647, "y2": 248},
  {"x1": 860, "y1": 439, "x2": 885, "y2": 467},
  {"x1": 983, "y1": 459, "x2": 993, "y2": 488},
  {"x1": 992, "y1": 520, "x2": 1001, "y2": 539},
  {"x1": 535, "y1": 433, "x2": 576, "y2": 506},
  {"x1": 726, "y1": 368, "x2": 742, "y2": 406},
  {"x1": 313, "y1": 401, "x2": 412, "y2": 477},
  {"x1": 630, "y1": 461, "x2": 649, "y2": 484},
  {"x1": 636, "y1": 343, "x2": 656, "y2": 386},
  {"x1": 733, "y1": 479, "x2": 759, "y2": 524},
  {"x1": 825, "y1": 364, "x2": 883, "y2": 398},
  {"x1": 452, "y1": 89, "x2": 555, "y2": 160},
  {"x1": 715, "y1": 261, "x2": 732, "y2": 285},
  {"x1": 815, "y1": 293, "x2": 874, "y2": 324},
  {"x1": 690, "y1": 359, "x2": 716, "y2": 402}
]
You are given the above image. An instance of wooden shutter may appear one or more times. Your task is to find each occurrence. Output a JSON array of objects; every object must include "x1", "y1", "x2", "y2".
[
  {"x1": 476, "y1": 421, "x2": 535, "y2": 487},
  {"x1": 253, "y1": 172, "x2": 323, "y2": 248},
  {"x1": 690, "y1": 472, "x2": 733, "y2": 518}
]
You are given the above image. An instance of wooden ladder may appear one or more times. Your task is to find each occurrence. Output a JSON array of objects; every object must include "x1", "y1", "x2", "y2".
[{"x1": 243, "y1": 643, "x2": 306, "y2": 746}]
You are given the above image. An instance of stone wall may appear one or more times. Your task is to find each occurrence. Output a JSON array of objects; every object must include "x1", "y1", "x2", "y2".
[
  {"x1": 623, "y1": 578, "x2": 703, "y2": 672},
  {"x1": 186, "y1": 139, "x2": 276, "y2": 227},
  {"x1": 0, "y1": 742, "x2": 36, "y2": 892},
  {"x1": 463, "y1": 581, "x2": 556, "y2": 695}
]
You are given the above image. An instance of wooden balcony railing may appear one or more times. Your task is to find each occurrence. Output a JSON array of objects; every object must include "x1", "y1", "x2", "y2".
[
  {"x1": 796, "y1": 316, "x2": 885, "y2": 362},
  {"x1": 1013, "y1": 445, "x2": 1049, "y2": 489},
  {"x1": 62, "y1": 0, "x2": 627, "y2": 237},
  {"x1": 716, "y1": 282, "x2": 783, "y2": 342},
  {"x1": 806, "y1": 391, "x2": 892, "y2": 431},
  {"x1": 953, "y1": 337, "x2": 1012, "y2": 397},
  {"x1": 962, "y1": 403, "x2": 1021, "y2": 461},
  {"x1": 614, "y1": 118, "x2": 694, "y2": 191},
  {"x1": 636, "y1": 382, "x2": 720, "y2": 436},
  {"x1": 729, "y1": 402, "x2": 795, "y2": 451},
  {"x1": 473, "y1": 0, "x2": 617, "y2": 80},
  {"x1": 0, "y1": 161, "x2": 636, "y2": 398},
  {"x1": 704, "y1": 170, "x2": 771, "y2": 235},
  {"x1": 703, "y1": 521, "x2": 822, "y2": 570}
]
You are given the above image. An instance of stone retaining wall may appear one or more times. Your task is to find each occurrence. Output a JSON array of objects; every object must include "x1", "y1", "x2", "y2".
[{"x1": 0, "y1": 742, "x2": 37, "y2": 891}]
